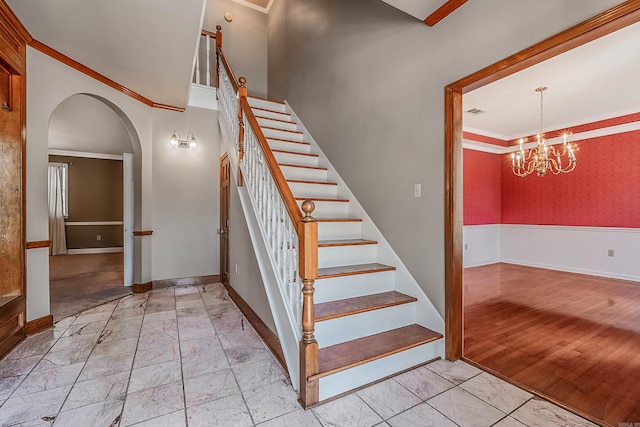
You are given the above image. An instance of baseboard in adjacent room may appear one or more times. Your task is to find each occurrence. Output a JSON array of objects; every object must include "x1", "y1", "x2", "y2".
[
  {"x1": 66, "y1": 247, "x2": 124, "y2": 255},
  {"x1": 26, "y1": 314, "x2": 54, "y2": 335},
  {"x1": 153, "y1": 275, "x2": 221, "y2": 289}
]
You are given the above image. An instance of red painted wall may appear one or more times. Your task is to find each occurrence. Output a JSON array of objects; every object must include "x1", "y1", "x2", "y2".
[
  {"x1": 501, "y1": 130, "x2": 640, "y2": 227},
  {"x1": 463, "y1": 149, "x2": 501, "y2": 225}
]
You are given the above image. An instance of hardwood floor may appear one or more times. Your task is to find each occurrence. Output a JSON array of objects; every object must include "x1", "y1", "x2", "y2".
[
  {"x1": 49, "y1": 253, "x2": 131, "y2": 320},
  {"x1": 464, "y1": 263, "x2": 640, "y2": 426}
]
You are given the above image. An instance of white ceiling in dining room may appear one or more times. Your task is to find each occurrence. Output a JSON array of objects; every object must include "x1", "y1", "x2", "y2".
[{"x1": 463, "y1": 21, "x2": 640, "y2": 140}]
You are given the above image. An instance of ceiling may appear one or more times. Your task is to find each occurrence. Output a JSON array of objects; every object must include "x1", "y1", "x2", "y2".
[
  {"x1": 380, "y1": 0, "x2": 453, "y2": 21},
  {"x1": 49, "y1": 95, "x2": 133, "y2": 155},
  {"x1": 6, "y1": 0, "x2": 206, "y2": 108},
  {"x1": 463, "y1": 21, "x2": 640, "y2": 140}
]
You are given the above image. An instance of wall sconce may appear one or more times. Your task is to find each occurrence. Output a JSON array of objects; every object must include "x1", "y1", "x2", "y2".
[{"x1": 170, "y1": 131, "x2": 197, "y2": 148}]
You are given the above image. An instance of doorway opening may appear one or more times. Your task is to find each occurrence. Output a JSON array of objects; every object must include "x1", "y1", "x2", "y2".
[
  {"x1": 445, "y1": 4, "x2": 640, "y2": 426},
  {"x1": 47, "y1": 94, "x2": 136, "y2": 320}
]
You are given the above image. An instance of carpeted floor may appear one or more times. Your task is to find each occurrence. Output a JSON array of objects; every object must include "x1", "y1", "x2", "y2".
[{"x1": 49, "y1": 252, "x2": 132, "y2": 320}]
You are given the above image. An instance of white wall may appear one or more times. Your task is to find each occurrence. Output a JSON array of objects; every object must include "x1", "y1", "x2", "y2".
[
  {"x1": 501, "y1": 225, "x2": 640, "y2": 282},
  {"x1": 26, "y1": 47, "x2": 152, "y2": 320},
  {"x1": 26, "y1": 47, "x2": 222, "y2": 320},
  {"x1": 463, "y1": 224, "x2": 640, "y2": 282},
  {"x1": 463, "y1": 225, "x2": 501, "y2": 268},
  {"x1": 151, "y1": 107, "x2": 220, "y2": 280}
]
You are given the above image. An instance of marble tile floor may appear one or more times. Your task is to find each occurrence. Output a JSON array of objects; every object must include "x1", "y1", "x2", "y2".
[{"x1": 0, "y1": 283, "x2": 599, "y2": 427}]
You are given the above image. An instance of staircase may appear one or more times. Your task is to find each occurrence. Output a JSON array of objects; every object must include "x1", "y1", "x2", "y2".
[
  {"x1": 244, "y1": 95, "x2": 444, "y2": 403},
  {"x1": 209, "y1": 28, "x2": 443, "y2": 406}
]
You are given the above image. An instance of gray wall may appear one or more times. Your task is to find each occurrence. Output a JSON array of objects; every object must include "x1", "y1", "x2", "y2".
[
  {"x1": 204, "y1": 0, "x2": 268, "y2": 97},
  {"x1": 267, "y1": 0, "x2": 621, "y2": 316},
  {"x1": 228, "y1": 162, "x2": 277, "y2": 333}
]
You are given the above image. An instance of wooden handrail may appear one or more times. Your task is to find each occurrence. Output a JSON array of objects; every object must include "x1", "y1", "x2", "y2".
[
  {"x1": 217, "y1": 45, "x2": 239, "y2": 93},
  {"x1": 201, "y1": 29, "x2": 217, "y2": 38},
  {"x1": 217, "y1": 34, "x2": 319, "y2": 405},
  {"x1": 240, "y1": 97, "x2": 304, "y2": 224}
]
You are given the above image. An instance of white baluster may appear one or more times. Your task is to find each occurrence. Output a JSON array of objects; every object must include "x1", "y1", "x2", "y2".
[
  {"x1": 195, "y1": 36, "x2": 201, "y2": 85},
  {"x1": 206, "y1": 35, "x2": 211, "y2": 87}
]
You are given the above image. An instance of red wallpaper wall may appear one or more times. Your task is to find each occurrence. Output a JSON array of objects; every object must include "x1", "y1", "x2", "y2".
[
  {"x1": 464, "y1": 130, "x2": 640, "y2": 227},
  {"x1": 501, "y1": 130, "x2": 640, "y2": 227},
  {"x1": 463, "y1": 149, "x2": 501, "y2": 225}
]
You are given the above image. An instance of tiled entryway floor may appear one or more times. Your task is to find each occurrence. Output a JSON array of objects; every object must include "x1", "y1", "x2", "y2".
[{"x1": 0, "y1": 283, "x2": 598, "y2": 426}]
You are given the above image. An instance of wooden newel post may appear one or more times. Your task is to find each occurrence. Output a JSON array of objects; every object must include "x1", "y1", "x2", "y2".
[
  {"x1": 215, "y1": 25, "x2": 222, "y2": 89},
  {"x1": 237, "y1": 77, "x2": 247, "y2": 187},
  {"x1": 299, "y1": 200, "x2": 319, "y2": 407}
]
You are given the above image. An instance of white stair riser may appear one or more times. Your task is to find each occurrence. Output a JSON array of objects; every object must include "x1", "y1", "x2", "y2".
[
  {"x1": 288, "y1": 182, "x2": 337, "y2": 199},
  {"x1": 281, "y1": 166, "x2": 327, "y2": 182},
  {"x1": 273, "y1": 152, "x2": 319, "y2": 167},
  {"x1": 257, "y1": 117, "x2": 298, "y2": 132},
  {"x1": 318, "y1": 244, "x2": 377, "y2": 269},
  {"x1": 314, "y1": 270, "x2": 395, "y2": 303},
  {"x1": 299, "y1": 200, "x2": 348, "y2": 218},
  {"x1": 267, "y1": 139, "x2": 311, "y2": 153},
  {"x1": 318, "y1": 340, "x2": 443, "y2": 401},
  {"x1": 248, "y1": 97, "x2": 286, "y2": 112},
  {"x1": 317, "y1": 221, "x2": 362, "y2": 241},
  {"x1": 316, "y1": 303, "x2": 416, "y2": 348},
  {"x1": 252, "y1": 108, "x2": 292, "y2": 121},
  {"x1": 262, "y1": 127, "x2": 304, "y2": 141}
]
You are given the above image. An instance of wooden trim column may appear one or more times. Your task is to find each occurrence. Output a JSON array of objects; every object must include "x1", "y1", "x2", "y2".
[
  {"x1": 237, "y1": 77, "x2": 247, "y2": 187},
  {"x1": 298, "y1": 200, "x2": 319, "y2": 407},
  {"x1": 215, "y1": 25, "x2": 222, "y2": 89}
]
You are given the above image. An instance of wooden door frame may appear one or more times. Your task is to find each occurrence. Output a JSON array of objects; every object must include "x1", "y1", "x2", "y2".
[
  {"x1": 444, "y1": 1, "x2": 640, "y2": 360},
  {"x1": 220, "y1": 153, "x2": 230, "y2": 287}
]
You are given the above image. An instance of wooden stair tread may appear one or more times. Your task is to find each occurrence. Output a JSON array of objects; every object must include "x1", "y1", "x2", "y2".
[
  {"x1": 251, "y1": 106, "x2": 291, "y2": 117},
  {"x1": 311, "y1": 325, "x2": 443, "y2": 381},
  {"x1": 287, "y1": 179, "x2": 335, "y2": 185},
  {"x1": 280, "y1": 163, "x2": 327, "y2": 171},
  {"x1": 314, "y1": 218, "x2": 362, "y2": 223},
  {"x1": 248, "y1": 95, "x2": 285, "y2": 104},
  {"x1": 317, "y1": 263, "x2": 394, "y2": 279},
  {"x1": 262, "y1": 126, "x2": 303, "y2": 135},
  {"x1": 255, "y1": 115, "x2": 297, "y2": 125},
  {"x1": 273, "y1": 149, "x2": 318, "y2": 157},
  {"x1": 315, "y1": 291, "x2": 417, "y2": 322},
  {"x1": 318, "y1": 239, "x2": 377, "y2": 247},
  {"x1": 266, "y1": 137, "x2": 310, "y2": 146},
  {"x1": 295, "y1": 197, "x2": 348, "y2": 203}
]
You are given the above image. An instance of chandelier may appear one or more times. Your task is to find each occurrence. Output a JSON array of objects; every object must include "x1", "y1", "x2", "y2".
[{"x1": 511, "y1": 86, "x2": 576, "y2": 177}]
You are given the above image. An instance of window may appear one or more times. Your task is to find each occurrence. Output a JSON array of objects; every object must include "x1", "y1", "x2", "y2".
[{"x1": 49, "y1": 162, "x2": 69, "y2": 218}]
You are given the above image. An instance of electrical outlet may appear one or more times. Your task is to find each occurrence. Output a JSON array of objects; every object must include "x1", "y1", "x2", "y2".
[
  {"x1": 235, "y1": 264, "x2": 239, "y2": 275},
  {"x1": 414, "y1": 183, "x2": 421, "y2": 198},
  {"x1": 608, "y1": 249, "x2": 614, "y2": 257},
  {"x1": 96, "y1": 235, "x2": 102, "y2": 241}
]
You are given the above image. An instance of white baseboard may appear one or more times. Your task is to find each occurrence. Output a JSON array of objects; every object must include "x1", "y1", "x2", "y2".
[
  {"x1": 500, "y1": 259, "x2": 640, "y2": 283},
  {"x1": 464, "y1": 258, "x2": 501, "y2": 268},
  {"x1": 66, "y1": 247, "x2": 123, "y2": 255},
  {"x1": 464, "y1": 224, "x2": 640, "y2": 282}
]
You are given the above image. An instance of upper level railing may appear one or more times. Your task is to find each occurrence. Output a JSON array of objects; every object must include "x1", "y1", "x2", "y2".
[
  {"x1": 193, "y1": 30, "x2": 218, "y2": 87},
  {"x1": 211, "y1": 26, "x2": 319, "y2": 404}
]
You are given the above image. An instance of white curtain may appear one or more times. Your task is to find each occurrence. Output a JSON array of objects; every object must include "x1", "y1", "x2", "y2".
[{"x1": 48, "y1": 164, "x2": 67, "y2": 255}]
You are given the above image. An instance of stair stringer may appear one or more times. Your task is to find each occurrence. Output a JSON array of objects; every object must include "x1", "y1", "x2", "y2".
[
  {"x1": 284, "y1": 101, "x2": 445, "y2": 339},
  {"x1": 217, "y1": 114, "x2": 301, "y2": 391}
]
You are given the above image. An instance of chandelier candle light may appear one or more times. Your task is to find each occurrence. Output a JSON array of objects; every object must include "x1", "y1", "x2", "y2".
[{"x1": 511, "y1": 86, "x2": 576, "y2": 177}]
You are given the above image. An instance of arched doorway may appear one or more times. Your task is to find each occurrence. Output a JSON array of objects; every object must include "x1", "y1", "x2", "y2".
[{"x1": 47, "y1": 93, "x2": 142, "y2": 319}]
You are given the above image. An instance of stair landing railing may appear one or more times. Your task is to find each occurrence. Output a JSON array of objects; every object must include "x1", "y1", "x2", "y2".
[{"x1": 212, "y1": 26, "x2": 320, "y2": 405}]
